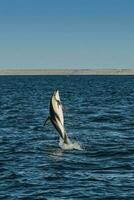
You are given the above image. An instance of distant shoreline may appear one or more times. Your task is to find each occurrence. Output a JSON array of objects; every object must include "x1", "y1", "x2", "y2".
[{"x1": 0, "y1": 69, "x2": 134, "y2": 75}]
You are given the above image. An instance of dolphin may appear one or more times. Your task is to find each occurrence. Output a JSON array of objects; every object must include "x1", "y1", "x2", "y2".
[{"x1": 44, "y1": 90, "x2": 69, "y2": 144}]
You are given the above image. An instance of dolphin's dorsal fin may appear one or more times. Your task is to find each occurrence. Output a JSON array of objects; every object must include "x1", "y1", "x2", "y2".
[{"x1": 44, "y1": 116, "x2": 51, "y2": 126}]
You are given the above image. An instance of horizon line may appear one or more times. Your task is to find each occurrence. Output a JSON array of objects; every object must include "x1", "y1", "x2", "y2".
[{"x1": 0, "y1": 68, "x2": 134, "y2": 75}]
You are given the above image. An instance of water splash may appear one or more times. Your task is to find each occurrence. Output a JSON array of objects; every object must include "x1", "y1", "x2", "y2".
[{"x1": 59, "y1": 137, "x2": 83, "y2": 150}]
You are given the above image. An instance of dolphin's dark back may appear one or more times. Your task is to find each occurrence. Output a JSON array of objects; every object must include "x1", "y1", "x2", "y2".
[{"x1": 49, "y1": 96, "x2": 55, "y2": 120}]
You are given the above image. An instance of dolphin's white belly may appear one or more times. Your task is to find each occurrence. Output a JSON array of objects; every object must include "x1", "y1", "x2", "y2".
[
  {"x1": 52, "y1": 97, "x2": 64, "y2": 126},
  {"x1": 55, "y1": 117, "x2": 65, "y2": 137},
  {"x1": 58, "y1": 105, "x2": 64, "y2": 126}
]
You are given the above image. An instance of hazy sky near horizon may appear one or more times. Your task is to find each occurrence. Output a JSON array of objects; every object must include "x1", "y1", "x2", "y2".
[{"x1": 0, "y1": 0, "x2": 134, "y2": 69}]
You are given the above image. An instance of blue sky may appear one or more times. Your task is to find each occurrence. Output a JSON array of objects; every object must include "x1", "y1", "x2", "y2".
[{"x1": 0, "y1": 0, "x2": 134, "y2": 69}]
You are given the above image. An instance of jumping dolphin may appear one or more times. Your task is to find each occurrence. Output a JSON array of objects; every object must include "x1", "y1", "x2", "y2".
[{"x1": 44, "y1": 90, "x2": 69, "y2": 144}]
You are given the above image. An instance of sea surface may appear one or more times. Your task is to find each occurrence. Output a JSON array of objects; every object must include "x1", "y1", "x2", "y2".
[{"x1": 0, "y1": 75, "x2": 134, "y2": 200}]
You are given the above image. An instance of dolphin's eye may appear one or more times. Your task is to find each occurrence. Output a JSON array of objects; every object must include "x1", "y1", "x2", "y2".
[{"x1": 56, "y1": 100, "x2": 61, "y2": 107}]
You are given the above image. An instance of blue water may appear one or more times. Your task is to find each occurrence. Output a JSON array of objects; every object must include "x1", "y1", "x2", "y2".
[{"x1": 0, "y1": 75, "x2": 134, "y2": 200}]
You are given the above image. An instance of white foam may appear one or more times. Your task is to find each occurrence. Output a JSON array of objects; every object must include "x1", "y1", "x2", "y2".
[{"x1": 59, "y1": 137, "x2": 82, "y2": 150}]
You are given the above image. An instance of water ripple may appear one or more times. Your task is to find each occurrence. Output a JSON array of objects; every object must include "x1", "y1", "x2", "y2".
[{"x1": 0, "y1": 75, "x2": 134, "y2": 199}]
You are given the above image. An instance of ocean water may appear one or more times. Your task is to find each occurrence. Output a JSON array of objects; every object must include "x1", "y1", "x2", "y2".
[{"x1": 0, "y1": 75, "x2": 134, "y2": 200}]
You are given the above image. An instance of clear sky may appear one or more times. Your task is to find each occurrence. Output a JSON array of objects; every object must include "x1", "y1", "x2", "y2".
[{"x1": 0, "y1": 0, "x2": 134, "y2": 69}]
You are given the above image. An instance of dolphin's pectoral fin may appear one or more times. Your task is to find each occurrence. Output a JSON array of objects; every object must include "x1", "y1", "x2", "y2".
[{"x1": 43, "y1": 116, "x2": 51, "y2": 126}]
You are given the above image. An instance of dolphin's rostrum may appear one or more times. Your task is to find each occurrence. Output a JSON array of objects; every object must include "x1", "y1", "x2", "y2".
[{"x1": 44, "y1": 90, "x2": 69, "y2": 144}]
